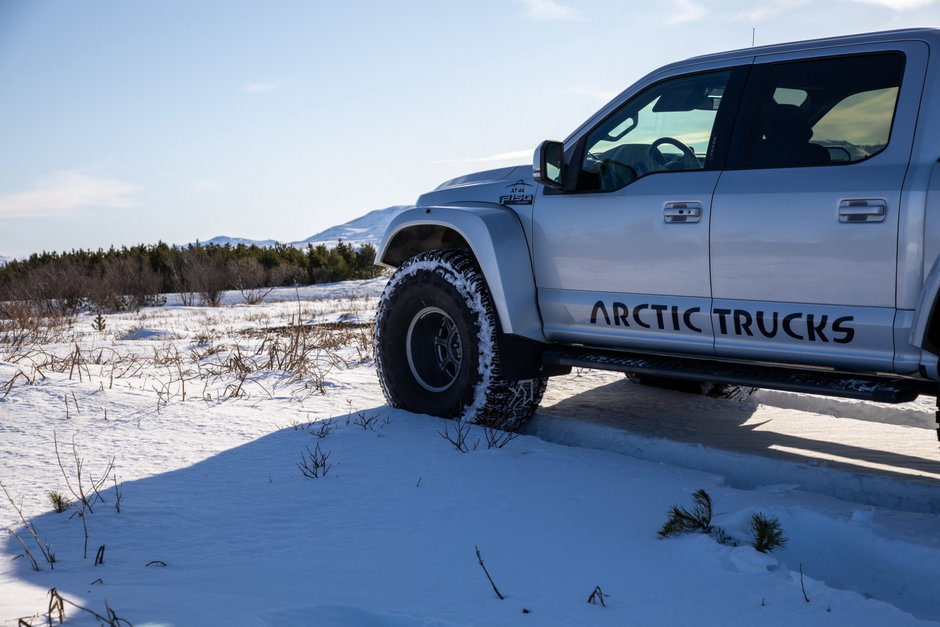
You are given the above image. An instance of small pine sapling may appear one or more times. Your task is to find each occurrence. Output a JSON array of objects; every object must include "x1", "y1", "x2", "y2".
[
  {"x1": 658, "y1": 489, "x2": 736, "y2": 545},
  {"x1": 92, "y1": 313, "x2": 106, "y2": 332},
  {"x1": 658, "y1": 489, "x2": 714, "y2": 537},
  {"x1": 710, "y1": 526, "x2": 739, "y2": 547},
  {"x1": 47, "y1": 490, "x2": 72, "y2": 513},
  {"x1": 749, "y1": 513, "x2": 787, "y2": 553}
]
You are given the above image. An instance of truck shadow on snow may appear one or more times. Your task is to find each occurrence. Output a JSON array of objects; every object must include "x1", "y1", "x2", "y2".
[{"x1": 530, "y1": 378, "x2": 940, "y2": 501}]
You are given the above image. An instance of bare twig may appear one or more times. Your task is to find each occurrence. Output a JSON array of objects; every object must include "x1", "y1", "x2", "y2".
[
  {"x1": 484, "y1": 427, "x2": 518, "y2": 449},
  {"x1": 439, "y1": 421, "x2": 478, "y2": 453},
  {"x1": 5, "y1": 527, "x2": 40, "y2": 571},
  {"x1": 2, "y1": 370, "x2": 33, "y2": 398},
  {"x1": 800, "y1": 563, "x2": 811, "y2": 603},
  {"x1": 475, "y1": 545, "x2": 505, "y2": 600},
  {"x1": 47, "y1": 588, "x2": 133, "y2": 626},
  {"x1": 48, "y1": 588, "x2": 65, "y2": 624},
  {"x1": 113, "y1": 476, "x2": 124, "y2": 514},
  {"x1": 78, "y1": 511, "x2": 89, "y2": 560},
  {"x1": 351, "y1": 411, "x2": 378, "y2": 430},
  {"x1": 312, "y1": 419, "x2": 334, "y2": 439},
  {"x1": 0, "y1": 481, "x2": 55, "y2": 569},
  {"x1": 587, "y1": 585, "x2": 609, "y2": 607},
  {"x1": 297, "y1": 443, "x2": 331, "y2": 478},
  {"x1": 53, "y1": 431, "x2": 115, "y2": 513}
]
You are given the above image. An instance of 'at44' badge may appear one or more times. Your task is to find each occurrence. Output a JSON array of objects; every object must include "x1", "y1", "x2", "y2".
[{"x1": 499, "y1": 179, "x2": 534, "y2": 206}]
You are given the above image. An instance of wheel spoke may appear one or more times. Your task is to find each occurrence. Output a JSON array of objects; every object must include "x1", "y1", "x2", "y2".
[{"x1": 406, "y1": 306, "x2": 463, "y2": 392}]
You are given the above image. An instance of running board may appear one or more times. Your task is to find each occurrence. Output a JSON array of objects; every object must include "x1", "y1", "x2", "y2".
[{"x1": 542, "y1": 349, "x2": 933, "y2": 404}]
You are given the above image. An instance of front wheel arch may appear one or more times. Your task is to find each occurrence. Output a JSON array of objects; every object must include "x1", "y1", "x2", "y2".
[{"x1": 376, "y1": 206, "x2": 548, "y2": 342}]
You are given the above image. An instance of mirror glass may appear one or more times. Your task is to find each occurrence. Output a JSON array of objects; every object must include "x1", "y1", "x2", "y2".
[{"x1": 535, "y1": 140, "x2": 564, "y2": 188}]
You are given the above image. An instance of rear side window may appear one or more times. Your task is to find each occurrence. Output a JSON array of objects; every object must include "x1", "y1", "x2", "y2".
[{"x1": 749, "y1": 53, "x2": 904, "y2": 169}]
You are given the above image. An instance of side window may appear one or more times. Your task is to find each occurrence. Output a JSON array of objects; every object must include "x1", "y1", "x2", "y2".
[
  {"x1": 749, "y1": 53, "x2": 904, "y2": 169},
  {"x1": 578, "y1": 70, "x2": 731, "y2": 192}
]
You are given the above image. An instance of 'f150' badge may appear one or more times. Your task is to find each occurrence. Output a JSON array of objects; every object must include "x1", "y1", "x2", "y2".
[{"x1": 499, "y1": 179, "x2": 534, "y2": 206}]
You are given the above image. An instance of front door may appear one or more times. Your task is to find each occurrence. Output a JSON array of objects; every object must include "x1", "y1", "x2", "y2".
[{"x1": 533, "y1": 66, "x2": 747, "y2": 355}]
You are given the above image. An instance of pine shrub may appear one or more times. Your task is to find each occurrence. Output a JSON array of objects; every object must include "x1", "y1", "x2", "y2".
[
  {"x1": 658, "y1": 489, "x2": 715, "y2": 538},
  {"x1": 658, "y1": 489, "x2": 737, "y2": 546},
  {"x1": 749, "y1": 513, "x2": 788, "y2": 553},
  {"x1": 48, "y1": 490, "x2": 72, "y2": 513}
]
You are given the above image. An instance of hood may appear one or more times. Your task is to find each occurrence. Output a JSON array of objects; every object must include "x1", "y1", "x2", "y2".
[
  {"x1": 418, "y1": 165, "x2": 538, "y2": 208},
  {"x1": 434, "y1": 166, "x2": 518, "y2": 191}
]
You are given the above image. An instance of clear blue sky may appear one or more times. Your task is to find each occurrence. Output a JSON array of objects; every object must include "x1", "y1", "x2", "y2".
[{"x1": 0, "y1": 0, "x2": 936, "y2": 258}]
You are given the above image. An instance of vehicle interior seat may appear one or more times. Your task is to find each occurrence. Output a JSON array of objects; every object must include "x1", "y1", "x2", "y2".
[{"x1": 751, "y1": 103, "x2": 830, "y2": 168}]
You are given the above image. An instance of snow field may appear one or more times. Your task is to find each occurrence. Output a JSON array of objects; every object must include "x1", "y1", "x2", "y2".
[{"x1": 1, "y1": 279, "x2": 938, "y2": 625}]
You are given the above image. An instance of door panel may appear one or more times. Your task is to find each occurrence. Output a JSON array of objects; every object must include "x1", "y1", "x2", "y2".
[
  {"x1": 711, "y1": 44, "x2": 926, "y2": 370},
  {"x1": 534, "y1": 171, "x2": 718, "y2": 297},
  {"x1": 534, "y1": 172, "x2": 721, "y2": 354},
  {"x1": 710, "y1": 298, "x2": 895, "y2": 371},
  {"x1": 711, "y1": 165, "x2": 902, "y2": 307},
  {"x1": 540, "y1": 289, "x2": 713, "y2": 353},
  {"x1": 534, "y1": 67, "x2": 745, "y2": 355}
]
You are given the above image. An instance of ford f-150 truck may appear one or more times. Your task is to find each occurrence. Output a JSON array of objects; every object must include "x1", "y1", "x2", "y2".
[{"x1": 373, "y1": 28, "x2": 940, "y2": 437}]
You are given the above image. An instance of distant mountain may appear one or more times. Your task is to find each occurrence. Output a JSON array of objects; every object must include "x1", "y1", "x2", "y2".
[
  {"x1": 196, "y1": 205, "x2": 409, "y2": 250},
  {"x1": 298, "y1": 205, "x2": 409, "y2": 248},
  {"x1": 201, "y1": 236, "x2": 279, "y2": 248}
]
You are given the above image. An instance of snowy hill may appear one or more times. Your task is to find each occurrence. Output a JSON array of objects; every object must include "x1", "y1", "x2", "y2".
[
  {"x1": 196, "y1": 205, "x2": 409, "y2": 249},
  {"x1": 298, "y1": 205, "x2": 409, "y2": 248}
]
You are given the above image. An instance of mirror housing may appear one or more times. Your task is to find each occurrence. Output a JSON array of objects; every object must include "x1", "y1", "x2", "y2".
[{"x1": 533, "y1": 140, "x2": 564, "y2": 189}]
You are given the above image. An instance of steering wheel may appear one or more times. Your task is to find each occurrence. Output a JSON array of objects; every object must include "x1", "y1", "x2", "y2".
[
  {"x1": 647, "y1": 137, "x2": 700, "y2": 171},
  {"x1": 597, "y1": 157, "x2": 637, "y2": 191}
]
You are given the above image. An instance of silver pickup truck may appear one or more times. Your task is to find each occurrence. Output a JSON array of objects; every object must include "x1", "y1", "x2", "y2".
[{"x1": 373, "y1": 28, "x2": 940, "y2": 436}]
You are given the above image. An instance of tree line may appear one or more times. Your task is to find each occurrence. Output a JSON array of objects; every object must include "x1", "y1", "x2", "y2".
[{"x1": 0, "y1": 241, "x2": 382, "y2": 313}]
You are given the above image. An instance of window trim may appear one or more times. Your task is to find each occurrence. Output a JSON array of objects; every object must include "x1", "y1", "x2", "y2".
[{"x1": 553, "y1": 65, "x2": 751, "y2": 194}]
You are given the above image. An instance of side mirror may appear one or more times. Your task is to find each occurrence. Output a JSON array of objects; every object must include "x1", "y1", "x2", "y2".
[{"x1": 533, "y1": 140, "x2": 564, "y2": 189}]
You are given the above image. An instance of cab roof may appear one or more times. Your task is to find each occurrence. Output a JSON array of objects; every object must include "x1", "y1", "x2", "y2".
[{"x1": 658, "y1": 27, "x2": 939, "y2": 73}]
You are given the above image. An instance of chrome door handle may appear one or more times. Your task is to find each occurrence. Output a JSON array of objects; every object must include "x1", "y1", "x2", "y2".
[
  {"x1": 839, "y1": 199, "x2": 887, "y2": 223},
  {"x1": 664, "y1": 201, "x2": 702, "y2": 223}
]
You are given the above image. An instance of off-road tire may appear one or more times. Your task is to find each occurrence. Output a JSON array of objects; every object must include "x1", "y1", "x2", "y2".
[{"x1": 374, "y1": 249, "x2": 546, "y2": 431}]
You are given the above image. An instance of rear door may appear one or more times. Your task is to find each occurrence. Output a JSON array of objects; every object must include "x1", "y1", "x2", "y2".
[{"x1": 710, "y1": 42, "x2": 927, "y2": 371}]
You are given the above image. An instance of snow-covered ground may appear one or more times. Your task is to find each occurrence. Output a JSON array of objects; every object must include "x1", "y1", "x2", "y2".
[{"x1": 1, "y1": 279, "x2": 938, "y2": 626}]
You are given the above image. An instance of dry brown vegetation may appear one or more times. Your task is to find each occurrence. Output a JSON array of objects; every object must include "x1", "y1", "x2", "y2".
[{"x1": 0, "y1": 296, "x2": 375, "y2": 407}]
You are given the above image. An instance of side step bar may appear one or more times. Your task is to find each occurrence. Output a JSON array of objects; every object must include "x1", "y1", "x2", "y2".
[{"x1": 542, "y1": 349, "x2": 934, "y2": 404}]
